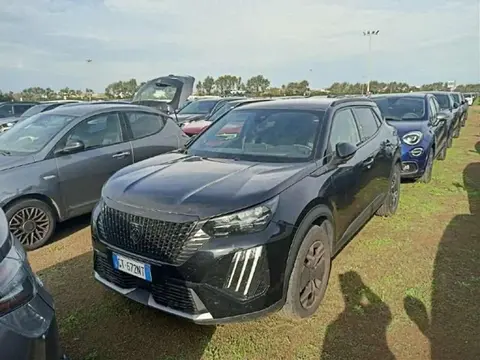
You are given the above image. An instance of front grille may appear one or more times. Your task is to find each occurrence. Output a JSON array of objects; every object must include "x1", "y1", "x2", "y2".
[
  {"x1": 97, "y1": 205, "x2": 201, "y2": 265},
  {"x1": 94, "y1": 253, "x2": 198, "y2": 313}
]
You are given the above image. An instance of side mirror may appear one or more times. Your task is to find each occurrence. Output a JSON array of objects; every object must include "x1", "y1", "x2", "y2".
[
  {"x1": 335, "y1": 142, "x2": 357, "y2": 160},
  {"x1": 436, "y1": 112, "x2": 448, "y2": 121},
  {"x1": 54, "y1": 140, "x2": 85, "y2": 155},
  {"x1": 453, "y1": 102, "x2": 459, "y2": 109}
]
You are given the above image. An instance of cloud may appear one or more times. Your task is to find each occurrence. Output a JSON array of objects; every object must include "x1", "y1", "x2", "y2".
[{"x1": 0, "y1": 0, "x2": 477, "y2": 91}]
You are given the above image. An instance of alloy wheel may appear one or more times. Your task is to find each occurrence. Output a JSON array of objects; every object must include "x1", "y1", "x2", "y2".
[
  {"x1": 390, "y1": 168, "x2": 400, "y2": 211},
  {"x1": 9, "y1": 207, "x2": 51, "y2": 247},
  {"x1": 299, "y1": 241, "x2": 326, "y2": 309}
]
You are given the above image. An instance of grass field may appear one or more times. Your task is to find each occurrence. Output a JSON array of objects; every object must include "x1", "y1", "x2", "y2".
[{"x1": 29, "y1": 108, "x2": 480, "y2": 360}]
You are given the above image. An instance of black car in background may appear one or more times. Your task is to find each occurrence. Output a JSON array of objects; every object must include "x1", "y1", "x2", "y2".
[
  {"x1": 92, "y1": 97, "x2": 401, "y2": 324},
  {"x1": 0, "y1": 103, "x2": 189, "y2": 250},
  {"x1": 426, "y1": 92, "x2": 461, "y2": 143},
  {"x1": 0, "y1": 102, "x2": 37, "y2": 119},
  {"x1": 0, "y1": 101, "x2": 79, "y2": 132},
  {"x1": 0, "y1": 208, "x2": 66, "y2": 360}
]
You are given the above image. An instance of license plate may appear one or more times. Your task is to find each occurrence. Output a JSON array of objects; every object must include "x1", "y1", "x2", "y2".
[{"x1": 112, "y1": 253, "x2": 152, "y2": 282}]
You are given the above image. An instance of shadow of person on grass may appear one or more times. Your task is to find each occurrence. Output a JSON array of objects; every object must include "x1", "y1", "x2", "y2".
[
  {"x1": 320, "y1": 271, "x2": 395, "y2": 360},
  {"x1": 38, "y1": 252, "x2": 215, "y2": 360},
  {"x1": 404, "y1": 152, "x2": 480, "y2": 359}
]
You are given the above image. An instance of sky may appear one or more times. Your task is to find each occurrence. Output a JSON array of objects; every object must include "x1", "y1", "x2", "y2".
[{"x1": 0, "y1": 0, "x2": 478, "y2": 92}]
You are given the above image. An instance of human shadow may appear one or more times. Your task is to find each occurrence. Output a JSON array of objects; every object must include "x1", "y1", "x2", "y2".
[
  {"x1": 320, "y1": 271, "x2": 396, "y2": 360},
  {"x1": 38, "y1": 252, "x2": 215, "y2": 360},
  {"x1": 404, "y1": 149, "x2": 480, "y2": 359}
]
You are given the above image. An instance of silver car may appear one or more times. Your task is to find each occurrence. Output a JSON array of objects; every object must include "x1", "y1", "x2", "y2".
[
  {"x1": 0, "y1": 208, "x2": 67, "y2": 359},
  {"x1": 0, "y1": 103, "x2": 189, "y2": 250}
]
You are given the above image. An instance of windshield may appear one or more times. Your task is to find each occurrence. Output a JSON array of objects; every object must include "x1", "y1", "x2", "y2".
[
  {"x1": 179, "y1": 100, "x2": 219, "y2": 115},
  {"x1": 433, "y1": 94, "x2": 451, "y2": 110},
  {"x1": 372, "y1": 96, "x2": 426, "y2": 121},
  {"x1": 133, "y1": 82, "x2": 178, "y2": 102},
  {"x1": 188, "y1": 108, "x2": 324, "y2": 162},
  {"x1": 0, "y1": 113, "x2": 76, "y2": 155},
  {"x1": 20, "y1": 104, "x2": 50, "y2": 118}
]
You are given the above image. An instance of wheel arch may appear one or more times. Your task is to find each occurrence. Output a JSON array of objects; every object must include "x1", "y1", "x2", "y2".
[
  {"x1": 283, "y1": 199, "x2": 335, "y2": 298},
  {"x1": 3, "y1": 194, "x2": 61, "y2": 221}
]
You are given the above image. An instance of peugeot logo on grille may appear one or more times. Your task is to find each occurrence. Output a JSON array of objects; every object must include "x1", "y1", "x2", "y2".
[{"x1": 130, "y1": 222, "x2": 143, "y2": 244}]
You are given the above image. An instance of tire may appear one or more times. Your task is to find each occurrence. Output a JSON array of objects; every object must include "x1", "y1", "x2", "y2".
[
  {"x1": 418, "y1": 149, "x2": 434, "y2": 184},
  {"x1": 281, "y1": 220, "x2": 332, "y2": 320},
  {"x1": 447, "y1": 133, "x2": 453, "y2": 148},
  {"x1": 437, "y1": 144, "x2": 447, "y2": 161},
  {"x1": 376, "y1": 162, "x2": 401, "y2": 217},
  {"x1": 461, "y1": 115, "x2": 466, "y2": 127},
  {"x1": 5, "y1": 199, "x2": 56, "y2": 251},
  {"x1": 453, "y1": 124, "x2": 460, "y2": 138}
]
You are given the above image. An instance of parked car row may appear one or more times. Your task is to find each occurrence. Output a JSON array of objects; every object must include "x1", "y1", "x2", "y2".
[{"x1": 0, "y1": 75, "x2": 474, "y2": 358}]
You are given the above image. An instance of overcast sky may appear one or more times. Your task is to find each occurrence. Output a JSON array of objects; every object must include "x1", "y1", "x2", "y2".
[{"x1": 0, "y1": 0, "x2": 478, "y2": 92}]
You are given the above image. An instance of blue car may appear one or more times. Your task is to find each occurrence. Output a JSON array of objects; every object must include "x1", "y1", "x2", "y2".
[{"x1": 371, "y1": 93, "x2": 449, "y2": 183}]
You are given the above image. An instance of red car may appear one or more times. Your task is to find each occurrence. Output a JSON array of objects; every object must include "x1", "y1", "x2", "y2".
[{"x1": 181, "y1": 98, "x2": 272, "y2": 137}]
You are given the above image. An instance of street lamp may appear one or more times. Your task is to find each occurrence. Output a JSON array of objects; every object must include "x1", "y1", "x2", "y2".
[{"x1": 363, "y1": 30, "x2": 379, "y2": 94}]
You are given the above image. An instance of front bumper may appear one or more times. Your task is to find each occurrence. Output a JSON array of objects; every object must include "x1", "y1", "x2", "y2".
[
  {"x1": 92, "y1": 204, "x2": 294, "y2": 324},
  {"x1": 0, "y1": 291, "x2": 64, "y2": 360},
  {"x1": 399, "y1": 144, "x2": 428, "y2": 179}
]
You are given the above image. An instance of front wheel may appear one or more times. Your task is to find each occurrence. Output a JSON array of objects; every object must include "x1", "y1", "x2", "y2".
[
  {"x1": 418, "y1": 149, "x2": 434, "y2": 183},
  {"x1": 280, "y1": 221, "x2": 332, "y2": 320},
  {"x1": 5, "y1": 199, "x2": 56, "y2": 251},
  {"x1": 376, "y1": 162, "x2": 401, "y2": 217},
  {"x1": 437, "y1": 144, "x2": 447, "y2": 161}
]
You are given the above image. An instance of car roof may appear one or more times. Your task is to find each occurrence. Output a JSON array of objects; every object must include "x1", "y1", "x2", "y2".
[
  {"x1": 231, "y1": 97, "x2": 373, "y2": 111},
  {"x1": 46, "y1": 103, "x2": 155, "y2": 117},
  {"x1": 370, "y1": 93, "x2": 427, "y2": 99}
]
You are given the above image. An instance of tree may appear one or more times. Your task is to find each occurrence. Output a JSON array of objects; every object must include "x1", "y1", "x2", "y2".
[
  {"x1": 245, "y1": 75, "x2": 270, "y2": 96},
  {"x1": 202, "y1": 76, "x2": 215, "y2": 95},
  {"x1": 105, "y1": 79, "x2": 138, "y2": 99}
]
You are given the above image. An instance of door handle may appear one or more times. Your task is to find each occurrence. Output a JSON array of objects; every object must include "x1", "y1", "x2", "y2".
[
  {"x1": 112, "y1": 151, "x2": 131, "y2": 159},
  {"x1": 363, "y1": 156, "x2": 374, "y2": 169}
]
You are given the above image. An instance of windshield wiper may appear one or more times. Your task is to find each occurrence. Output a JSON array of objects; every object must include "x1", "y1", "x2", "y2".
[
  {"x1": 384, "y1": 116, "x2": 402, "y2": 121},
  {"x1": 0, "y1": 150, "x2": 11, "y2": 155}
]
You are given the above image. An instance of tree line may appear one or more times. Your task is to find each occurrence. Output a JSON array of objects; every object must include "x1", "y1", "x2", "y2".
[{"x1": 2, "y1": 75, "x2": 480, "y2": 102}]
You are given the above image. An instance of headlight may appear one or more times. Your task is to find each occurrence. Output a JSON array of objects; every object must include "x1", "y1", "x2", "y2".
[
  {"x1": 402, "y1": 131, "x2": 423, "y2": 145},
  {"x1": 0, "y1": 234, "x2": 49, "y2": 337},
  {"x1": 202, "y1": 196, "x2": 279, "y2": 237}
]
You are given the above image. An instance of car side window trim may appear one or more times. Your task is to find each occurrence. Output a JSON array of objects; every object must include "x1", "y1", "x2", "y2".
[
  {"x1": 53, "y1": 111, "x2": 126, "y2": 156},
  {"x1": 350, "y1": 105, "x2": 381, "y2": 146},
  {"x1": 123, "y1": 111, "x2": 166, "y2": 141},
  {"x1": 326, "y1": 107, "x2": 362, "y2": 156}
]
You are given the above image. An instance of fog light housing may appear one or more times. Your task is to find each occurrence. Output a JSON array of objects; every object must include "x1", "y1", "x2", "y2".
[{"x1": 410, "y1": 147, "x2": 423, "y2": 157}]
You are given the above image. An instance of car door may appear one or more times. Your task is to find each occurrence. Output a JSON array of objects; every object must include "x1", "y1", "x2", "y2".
[
  {"x1": 351, "y1": 106, "x2": 387, "y2": 210},
  {"x1": 429, "y1": 97, "x2": 447, "y2": 151},
  {"x1": 55, "y1": 112, "x2": 133, "y2": 217},
  {"x1": 13, "y1": 104, "x2": 35, "y2": 116},
  {"x1": 123, "y1": 111, "x2": 180, "y2": 163},
  {"x1": 327, "y1": 107, "x2": 365, "y2": 242}
]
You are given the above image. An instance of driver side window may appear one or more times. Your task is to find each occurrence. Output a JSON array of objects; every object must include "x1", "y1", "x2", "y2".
[
  {"x1": 329, "y1": 108, "x2": 361, "y2": 151},
  {"x1": 61, "y1": 112, "x2": 124, "y2": 151}
]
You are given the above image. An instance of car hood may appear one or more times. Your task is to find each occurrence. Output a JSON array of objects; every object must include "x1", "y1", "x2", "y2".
[
  {"x1": 132, "y1": 75, "x2": 195, "y2": 112},
  {"x1": 0, "y1": 154, "x2": 36, "y2": 172},
  {"x1": 386, "y1": 120, "x2": 428, "y2": 137},
  {"x1": 182, "y1": 120, "x2": 212, "y2": 135},
  {"x1": 103, "y1": 153, "x2": 313, "y2": 219}
]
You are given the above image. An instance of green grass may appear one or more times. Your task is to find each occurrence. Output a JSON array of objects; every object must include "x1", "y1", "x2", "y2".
[{"x1": 30, "y1": 108, "x2": 480, "y2": 360}]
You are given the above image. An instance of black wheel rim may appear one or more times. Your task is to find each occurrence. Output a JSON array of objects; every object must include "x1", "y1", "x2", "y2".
[
  {"x1": 9, "y1": 207, "x2": 50, "y2": 247},
  {"x1": 299, "y1": 241, "x2": 326, "y2": 310}
]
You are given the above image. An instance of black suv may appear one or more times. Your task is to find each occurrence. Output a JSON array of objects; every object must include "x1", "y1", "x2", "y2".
[{"x1": 92, "y1": 97, "x2": 401, "y2": 323}]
